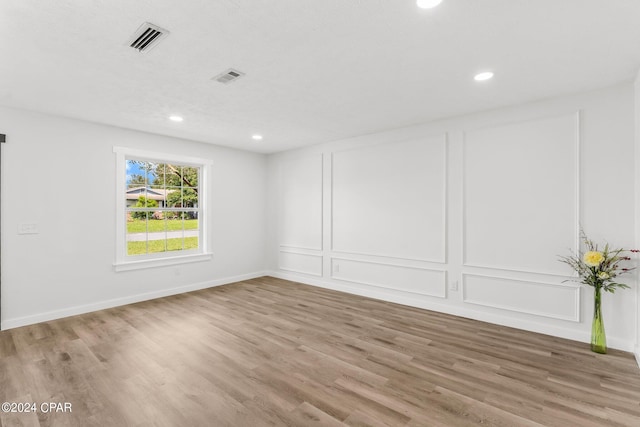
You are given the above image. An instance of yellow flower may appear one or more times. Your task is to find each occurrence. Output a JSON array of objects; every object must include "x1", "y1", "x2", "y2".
[
  {"x1": 584, "y1": 251, "x2": 604, "y2": 267},
  {"x1": 597, "y1": 271, "x2": 610, "y2": 280}
]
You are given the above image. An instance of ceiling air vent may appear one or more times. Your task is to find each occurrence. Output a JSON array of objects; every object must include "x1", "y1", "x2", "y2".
[
  {"x1": 128, "y1": 22, "x2": 169, "y2": 53},
  {"x1": 212, "y1": 68, "x2": 245, "y2": 84}
]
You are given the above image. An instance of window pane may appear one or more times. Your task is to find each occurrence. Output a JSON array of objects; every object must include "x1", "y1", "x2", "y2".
[
  {"x1": 159, "y1": 182, "x2": 170, "y2": 208},
  {"x1": 125, "y1": 187, "x2": 144, "y2": 207},
  {"x1": 166, "y1": 186, "x2": 182, "y2": 208},
  {"x1": 126, "y1": 158, "x2": 148, "y2": 205},
  {"x1": 163, "y1": 210, "x2": 178, "y2": 221},
  {"x1": 183, "y1": 211, "x2": 198, "y2": 228},
  {"x1": 154, "y1": 163, "x2": 165, "y2": 187},
  {"x1": 127, "y1": 211, "x2": 149, "y2": 256},
  {"x1": 183, "y1": 211, "x2": 199, "y2": 251},
  {"x1": 166, "y1": 211, "x2": 185, "y2": 252},
  {"x1": 182, "y1": 166, "x2": 199, "y2": 187},
  {"x1": 145, "y1": 190, "x2": 162, "y2": 210},
  {"x1": 126, "y1": 160, "x2": 147, "y2": 188},
  {"x1": 162, "y1": 211, "x2": 199, "y2": 252},
  {"x1": 128, "y1": 190, "x2": 161, "y2": 211},
  {"x1": 182, "y1": 187, "x2": 198, "y2": 208},
  {"x1": 143, "y1": 161, "x2": 155, "y2": 186},
  {"x1": 184, "y1": 211, "x2": 200, "y2": 250},
  {"x1": 165, "y1": 164, "x2": 182, "y2": 187},
  {"x1": 146, "y1": 211, "x2": 168, "y2": 254}
]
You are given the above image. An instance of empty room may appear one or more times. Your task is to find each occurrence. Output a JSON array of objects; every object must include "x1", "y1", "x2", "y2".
[{"x1": 2, "y1": 0, "x2": 640, "y2": 426}]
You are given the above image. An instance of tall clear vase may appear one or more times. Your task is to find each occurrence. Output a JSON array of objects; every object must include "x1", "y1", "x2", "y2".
[{"x1": 591, "y1": 286, "x2": 607, "y2": 354}]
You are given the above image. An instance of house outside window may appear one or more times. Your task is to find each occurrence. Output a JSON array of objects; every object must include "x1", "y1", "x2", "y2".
[
  {"x1": 125, "y1": 187, "x2": 172, "y2": 208},
  {"x1": 114, "y1": 147, "x2": 212, "y2": 271}
]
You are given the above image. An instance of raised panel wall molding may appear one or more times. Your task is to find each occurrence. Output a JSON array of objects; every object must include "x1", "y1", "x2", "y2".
[
  {"x1": 279, "y1": 245, "x2": 323, "y2": 255},
  {"x1": 279, "y1": 153, "x2": 323, "y2": 252},
  {"x1": 279, "y1": 244, "x2": 322, "y2": 252},
  {"x1": 330, "y1": 250, "x2": 447, "y2": 265},
  {"x1": 330, "y1": 133, "x2": 448, "y2": 264},
  {"x1": 462, "y1": 273, "x2": 581, "y2": 322},
  {"x1": 461, "y1": 263, "x2": 575, "y2": 277},
  {"x1": 331, "y1": 257, "x2": 447, "y2": 298},
  {"x1": 279, "y1": 250, "x2": 323, "y2": 277},
  {"x1": 462, "y1": 111, "x2": 580, "y2": 276}
]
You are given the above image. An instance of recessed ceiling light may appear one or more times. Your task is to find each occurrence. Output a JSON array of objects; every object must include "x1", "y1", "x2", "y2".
[
  {"x1": 474, "y1": 72, "x2": 494, "y2": 82},
  {"x1": 169, "y1": 115, "x2": 184, "y2": 122},
  {"x1": 252, "y1": 134, "x2": 263, "y2": 141},
  {"x1": 417, "y1": 0, "x2": 443, "y2": 9}
]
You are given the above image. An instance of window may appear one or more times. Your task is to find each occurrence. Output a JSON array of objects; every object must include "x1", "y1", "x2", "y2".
[{"x1": 114, "y1": 147, "x2": 212, "y2": 271}]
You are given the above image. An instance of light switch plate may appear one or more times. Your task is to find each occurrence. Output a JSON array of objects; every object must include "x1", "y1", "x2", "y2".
[{"x1": 18, "y1": 223, "x2": 39, "y2": 234}]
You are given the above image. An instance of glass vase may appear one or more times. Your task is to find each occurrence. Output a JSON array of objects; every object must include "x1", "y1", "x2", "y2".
[{"x1": 591, "y1": 286, "x2": 607, "y2": 354}]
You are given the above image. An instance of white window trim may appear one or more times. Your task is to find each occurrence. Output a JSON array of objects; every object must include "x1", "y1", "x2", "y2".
[{"x1": 113, "y1": 146, "x2": 213, "y2": 272}]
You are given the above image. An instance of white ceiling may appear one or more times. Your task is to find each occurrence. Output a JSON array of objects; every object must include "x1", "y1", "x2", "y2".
[{"x1": 1, "y1": 1, "x2": 639, "y2": 154}]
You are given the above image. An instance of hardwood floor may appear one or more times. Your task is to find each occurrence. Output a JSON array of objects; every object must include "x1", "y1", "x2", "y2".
[{"x1": 1, "y1": 276, "x2": 640, "y2": 426}]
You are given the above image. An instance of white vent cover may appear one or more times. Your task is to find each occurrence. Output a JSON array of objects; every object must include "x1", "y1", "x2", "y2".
[
  {"x1": 212, "y1": 68, "x2": 245, "y2": 84},
  {"x1": 128, "y1": 22, "x2": 169, "y2": 52}
]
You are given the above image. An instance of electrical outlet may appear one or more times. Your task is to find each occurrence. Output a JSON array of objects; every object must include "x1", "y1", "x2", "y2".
[
  {"x1": 333, "y1": 264, "x2": 340, "y2": 273},
  {"x1": 450, "y1": 280, "x2": 458, "y2": 291},
  {"x1": 18, "y1": 223, "x2": 39, "y2": 235}
]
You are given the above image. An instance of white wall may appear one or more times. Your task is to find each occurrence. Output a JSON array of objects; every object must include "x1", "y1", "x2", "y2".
[
  {"x1": 0, "y1": 106, "x2": 267, "y2": 329},
  {"x1": 635, "y1": 70, "x2": 640, "y2": 364},
  {"x1": 267, "y1": 83, "x2": 637, "y2": 351}
]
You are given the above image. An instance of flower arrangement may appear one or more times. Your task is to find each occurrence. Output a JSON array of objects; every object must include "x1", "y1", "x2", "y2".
[
  {"x1": 559, "y1": 232, "x2": 636, "y2": 293},
  {"x1": 559, "y1": 231, "x2": 636, "y2": 354}
]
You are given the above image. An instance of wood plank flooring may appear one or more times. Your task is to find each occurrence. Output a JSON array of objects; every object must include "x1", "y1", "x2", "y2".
[{"x1": 1, "y1": 276, "x2": 640, "y2": 426}]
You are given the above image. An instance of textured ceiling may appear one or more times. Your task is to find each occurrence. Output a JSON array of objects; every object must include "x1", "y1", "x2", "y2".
[{"x1": 1, "y1": 0, "x2": 639, "y2": 153}]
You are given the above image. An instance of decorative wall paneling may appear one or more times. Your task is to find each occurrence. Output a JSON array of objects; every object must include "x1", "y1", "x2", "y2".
[
  {"x1": 270, "y1": 86, "x2": 637, "y2": 350},
  {"x1": 279, "y1": 154, "x2": 323, "y2": 251},
  {"x1": 279, "y1": 250, "x2": 323, "y2": 277},
  {"x1": 462, "y1": 113, "x2": 580, "y2": 276},
  {"x1": 331, "y1": 135, "x2": 448, "y2": 263},
  {"x1": 462, "y1": 273, "x2": 580, "y2": 322},
  {"x1": 331, "y1": 257, "x2": 447, "y2": 298}
]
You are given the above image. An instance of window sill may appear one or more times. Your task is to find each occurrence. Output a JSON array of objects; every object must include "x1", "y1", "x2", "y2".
[{"x1": 114, "y1": 253, "x2": 213, "y2": 272}]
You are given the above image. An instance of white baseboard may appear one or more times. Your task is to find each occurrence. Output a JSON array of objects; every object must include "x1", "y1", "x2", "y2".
[
  {"x1": 267, "y1": 270, "x2": 636, "y2": 353},
  {"x1": 635, "y1": 347, "x2": 640, "y2": 369},
  {"x1": 1, "y1": 271, "x2": 268, "y2": 330}
]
